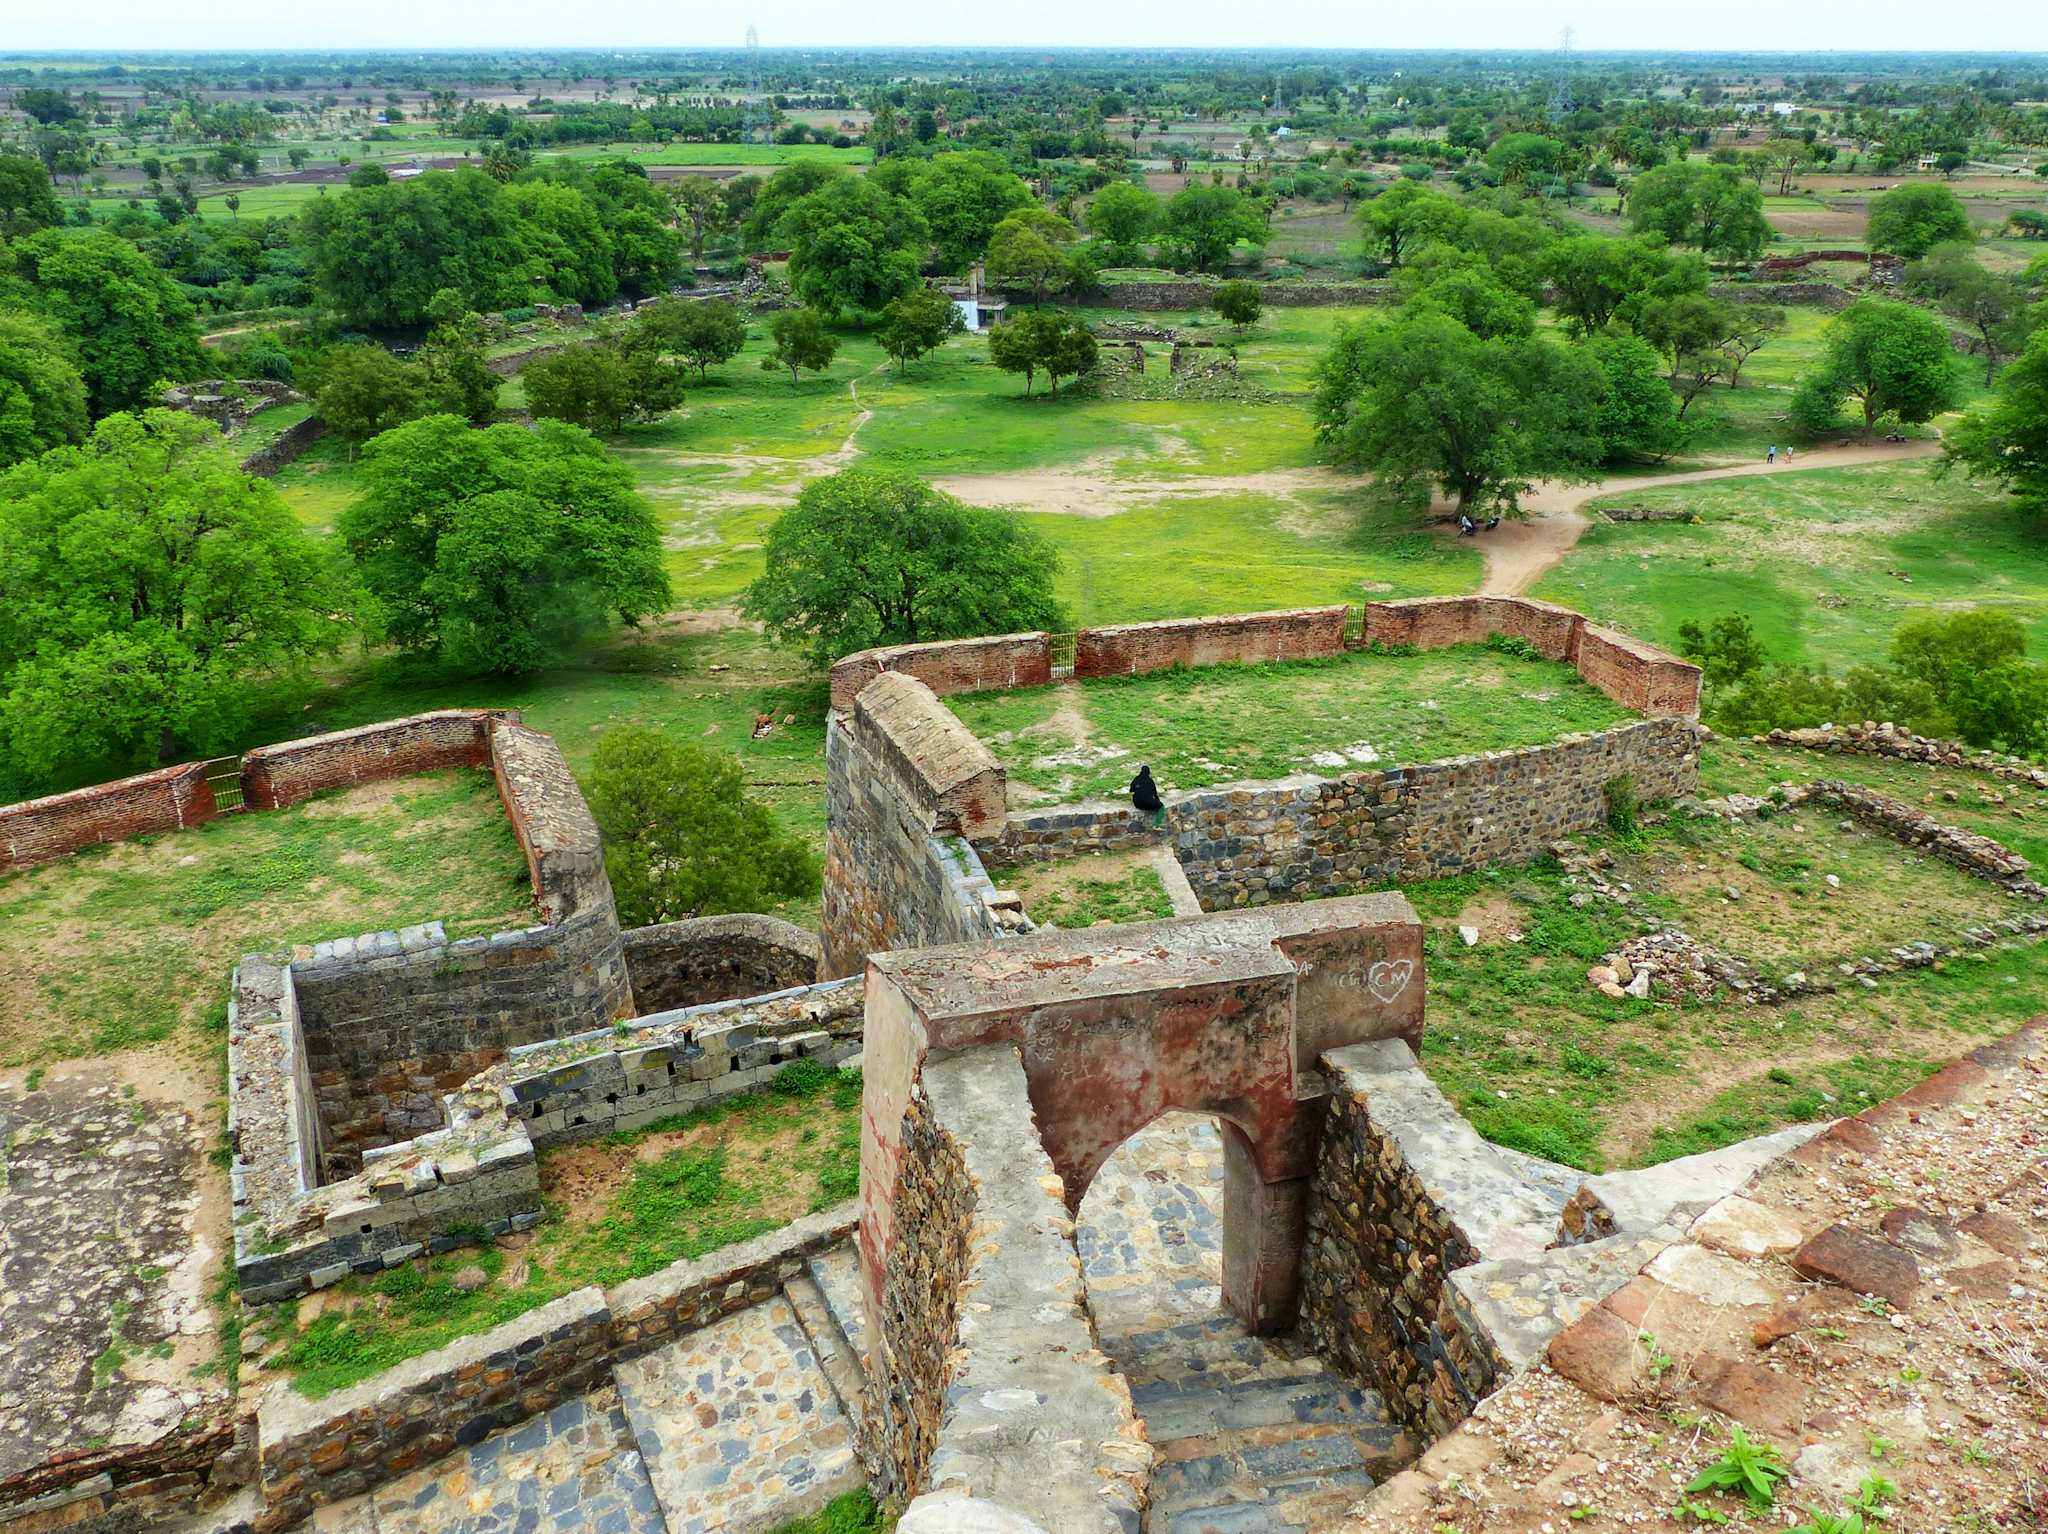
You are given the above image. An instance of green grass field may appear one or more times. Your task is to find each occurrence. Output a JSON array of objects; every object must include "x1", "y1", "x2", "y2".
[
  {"x1": 948, "y1": 644, "x2": 1633, "y2": 801},
  {"x1": 547, "y1": 141, "x2": 871, "y2": 167},
  {"x1": 1535, "y1": 460, "x2": 2048, "y2": 671}
]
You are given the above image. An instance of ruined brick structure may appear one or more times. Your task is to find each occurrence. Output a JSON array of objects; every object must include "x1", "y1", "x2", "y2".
[{"x1": 0, "y1": 760, "x2": 219, "y2": 874}]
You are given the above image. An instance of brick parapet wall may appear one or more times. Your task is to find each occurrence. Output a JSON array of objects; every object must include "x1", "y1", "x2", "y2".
[
  {"x1": 240, "y1": 710, "x2": 517, "y2": 812},
  {"x1": 829, "y1": 632, "x2": 1053, "y2": 710},
  {"x1": 1301, "y1": 1040, "x2": 1561, "y2": 1443},
  {"x1": 0, "y1": 1414, "x2": 246, "y2": 1532},
  {"x1": 621, "y1": 913, "x2": 822, "y2": 1012},
  {"x1": 1075, "y1": 606, "x2": 1349, "y2": 678},
  {"x1": 0, "y1": 761, "x2": 217, "y2": 876},
  {"x1": 1574, "y1": 623, "x2": 1703, "y2": 716}
]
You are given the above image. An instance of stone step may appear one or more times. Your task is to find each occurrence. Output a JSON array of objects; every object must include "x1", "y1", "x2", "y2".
[
  {"x1": 1153, "y1": 1435, "x2": 1382, "y2": 1532},
  {"x1": 1130, "y1": 1371, "x2": 1393, "y2": 1446},
  {"x1": 806, "y1": 1239, "x2": 870, "y2": 1373},
  {"x1": 1104, "y1": 1312, "x2": 1329, "y2": 1391},
  {"x1": 784, "y1": 1269, "x2": 866, "y2": 1431},
  {"x1": 614, "y1": 1295, "x2": 860, "y2": 1534}
]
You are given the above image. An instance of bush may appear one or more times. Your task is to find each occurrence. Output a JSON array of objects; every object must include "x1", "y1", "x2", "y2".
[{"x1": 1603, "y1": 774, "x2": 1639, "y2": 836}]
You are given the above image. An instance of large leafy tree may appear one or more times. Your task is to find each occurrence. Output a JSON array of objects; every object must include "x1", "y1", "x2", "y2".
[
  {"x1": 1546, "y1": 236, "x2": 1702, "y2": 336},
  {"x1": 1867, "y1": 182, "x2": 1973, "y2": 258},
  {"x1": 309, "y1": 343, "x2": 426, "y2": 448},
  {"x1": 1789, "y1": 300, "x2": 1967, "y2": 437},
  {"x1": 0, "y1": 411, "x2": 342, "y2": 777},
  {"x1": 342, "y1": 417, "x2": 670, "y2": 673},
  {"x1": 876, "y1": 287, "x2": 965, "y2": 372},
  {"x1": 1311, "y1": 311, "x2": 1605, "y2": 515},
  {"x1": 1943, "y1": 327, "x2": 2048, "y2": 514},
  {"x1": 1086, "y1": 181, "x2": 1161, "y2": 260},
  {"x1": 878, "y1": 152, "x2": 1035, "y2": 273},
  {"x1": 301, "y1": 169, "x2": 527, "y2": 328},
  {"x1": 762, "y1": 308, "x2": 839, "y2": 384},
  {"x1": 583, "y1": 727, "x2": 818, "y2": 926},
  {"x1": 1159, "y1": 185, "x2": 1268, "y2": 274},
  {"x1": 0, "y1": 311, "x2": 88, "y2": 467},
  {"x1": 1627, "y1": 162, "x2": 1770, "y2": 262},
  {"x1": 0, "y1": 154, "x2": 63, "y2": 238},
  {"x1": 986, "y1": 206, "x2": 1078, "y2": 304},
  {"x1": 742, "y1": 466, "x2": 1068, "y2": 667},
  {"x1": 1585, "y1": 333, "x2": 1690, "y2": 464},
  {"x1": 501, "y1": 178, "x2": 618, "y2": 306},
  {"x1": 524, "y1": 341, "x2": 686, "y2": 435},
  {"x1": 1356, "y1": 181, "x2": 1466, "y2": 268},
  {"x1": 777, "y1": 176, "x2": 929, "y2": 319},
  {"x1": 633, "y1": 297, "x2": 747, "y2": 380},
  {"x1": 987, "y1": 309, "x2": 1098, "y2": 396},
  {"x1": 9, "y1": 229, "x2": 201, "y2": 416},
  {"x1": 1908, "y1": 243, "x2": 2038, "y2": 385}
]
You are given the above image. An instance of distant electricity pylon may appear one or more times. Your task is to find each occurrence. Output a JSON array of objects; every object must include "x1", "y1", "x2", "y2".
[
  {"x1": 1548, "y1": 25, "x2": 1578, "y2": 123},
  {"x1": 744, "y1": 24, "x2": 769, "y2": 143}
]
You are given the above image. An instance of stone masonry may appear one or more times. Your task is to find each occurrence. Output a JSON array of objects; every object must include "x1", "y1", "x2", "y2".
[{"x1": 621, "y1": 912, "x2": 821, "y2": 1012}]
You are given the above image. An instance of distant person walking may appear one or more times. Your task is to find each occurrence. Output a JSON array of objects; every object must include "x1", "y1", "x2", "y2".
[
  {"x1": 1131, "y1": 764, "x2": 1165, "y2": 828},
  {"x1": 1767, "y1": 445, "x2": 1777, "y2": 464}
]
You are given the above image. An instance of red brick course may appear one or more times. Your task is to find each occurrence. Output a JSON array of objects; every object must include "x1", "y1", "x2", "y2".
[
  {"x1": 0, "y1": 761, "x2": 218, "y2": 876},
  {"x1": 1075, "y1": 607, "x2": 1348, "y2": 678},
  {"x1": 829, "y1": 633, "x2": 1053, "y2": 710},
  {"x1": 239, "y1": 710, "x2": 517, "y2": 811},
  {"x1": 1572, "y1": 624, "x2": 1702, "y2": 717}
]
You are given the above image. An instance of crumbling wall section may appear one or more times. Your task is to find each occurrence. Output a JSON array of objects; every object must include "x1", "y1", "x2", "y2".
[{"x1": 822, "y1": 672, "x2": 1020, "y2": 978}]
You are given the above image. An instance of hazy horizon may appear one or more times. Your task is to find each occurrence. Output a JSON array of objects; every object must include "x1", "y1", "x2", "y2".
[{"x1": 11, "y1": 1, "x2": 2048, "y2": 60}]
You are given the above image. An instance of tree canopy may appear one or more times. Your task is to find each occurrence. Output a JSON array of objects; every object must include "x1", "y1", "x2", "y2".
[
  {"x1": 0, "y1": 411, "x2": 341, "y2": 778},
  {"x1": 1866, "y1": 182, "x2": 1974, "y2": 259},
  {"x1": 0, "y1": 155, "x2": 63, "y2": 239},
  {"x1": 1943, "y1": 327, "x2": 2048, "y2": 515},
  {"x1": 762, "y1": 308, "x2": 839, "y2": 384},
  {"x1": 1626, "y1": 162, "x2": 1770, "y2": 263},
  {"x1": 1789, "y1": 299, "x2": 1967, "y2": 437},
  {"x1": 987, "y1": 310, "x2": 1098, "y2": 396},
  {"x1": 0, "y1": 310, "x2": 88, "y2": 468},
  {"x1": 584, "y1": 726, "x2": 819, "y2": 926},
  {"x1": 342, "y1": 416, "x2": 670, "y2": 672},
  {"x1": 778, "y1": 175, "x2": 929, "y2": 319},
  {"x1": 876, "y1": 287, "x2": 964, "y2": 372},
  {"x1": 8, "y1": 228, "x2": 201, "y2": 417},
  {"x1": 1159, "y1": 185, "x2": 1268, "y2": 274},
  {"x1": 742, "y1": 466, "x2": 1068, "y2": 667}
]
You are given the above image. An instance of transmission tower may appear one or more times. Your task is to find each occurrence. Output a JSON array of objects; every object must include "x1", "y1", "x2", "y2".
[
  {"x1": 1547, "y1": 26, "x2": 1578, "y2": 124},
  {"x1": 743, "y1": 25, "x2": 769, "y2": 143}
]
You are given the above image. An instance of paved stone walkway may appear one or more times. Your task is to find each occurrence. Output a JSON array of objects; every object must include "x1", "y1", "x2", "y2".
[
  {"x1": 614, "y1": 1294, "x2": 860, "y2": 1534},
  {"x1": 1078, "y1": 1115, "x2": 1411, "y2": 1533},
  {"x1": 365, "y1": 1390, "x2": 663, "y2": 1534}
]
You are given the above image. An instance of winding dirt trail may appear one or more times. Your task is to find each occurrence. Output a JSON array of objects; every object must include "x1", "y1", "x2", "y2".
[{"x1": 1476, "y1": 439, "x2": 1947, "y2": 596}]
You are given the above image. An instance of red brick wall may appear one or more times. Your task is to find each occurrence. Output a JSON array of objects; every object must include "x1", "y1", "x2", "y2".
[
  {"x1": 1574, "y1": 625, "x2": 1703, "y2": 717},
  {"x1": 829, "y1": 633, "x2": 1053, "y2": 711},
  {"x1": 240, "y1": 710, "x2": 517, "y2": 811},
  {"x1": 1481, "y1": 597, "x2": 1583, "y2": 662},
  {"x1": 0, "y1": 762, "x2": 218, "y2": 875},
  {"x1": 1075, "y1": 608, "x2": 1348, "y2": 678},
  {"x1": 1359, "y1": 597, "x2": 1491, "y2": 652}
]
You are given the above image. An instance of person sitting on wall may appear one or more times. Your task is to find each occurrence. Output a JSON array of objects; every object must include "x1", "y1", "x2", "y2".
[{"x1": 1131, "y1": 764, "x2": 1166, "y2": 828}]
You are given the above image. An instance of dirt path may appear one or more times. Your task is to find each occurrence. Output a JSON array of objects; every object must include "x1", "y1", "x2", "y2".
[
  {"x1": 1476, "y1": 438, "x2": 1947, "y2": 596},
  {"x1": 932, "y1": 462, "x2": 1349, "y2": 518}
]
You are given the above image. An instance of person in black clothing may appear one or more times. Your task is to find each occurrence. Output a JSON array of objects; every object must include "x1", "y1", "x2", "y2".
[{"x1": 1131, "y1": 764, "x2": 1165, "y2": 827}]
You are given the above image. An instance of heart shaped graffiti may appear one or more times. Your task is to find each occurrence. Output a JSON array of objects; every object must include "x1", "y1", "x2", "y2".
[{"x1": 1366, "y1": 958, "x2": 1413, "y2": 1005}]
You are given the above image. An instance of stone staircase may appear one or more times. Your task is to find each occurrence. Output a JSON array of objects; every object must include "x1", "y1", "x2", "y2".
[
  {"x1": 1107, "y1": 1313, "x2": 1411, "y2": 1534},
  {"x1": 784, "y1": 1241, "x2": 869, "y2": 1430}
]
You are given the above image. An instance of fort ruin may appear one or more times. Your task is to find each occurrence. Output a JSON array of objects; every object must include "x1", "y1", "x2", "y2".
[{"x1": 1, "y1": 602, "x2": 2042, "y2": 1534}]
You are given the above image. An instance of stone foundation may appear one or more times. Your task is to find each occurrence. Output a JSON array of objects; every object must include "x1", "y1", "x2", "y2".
[
  {"x1": 621, "y1": 912, "x2": 821, "y2": 1011},
  {"x1": 1765, "y1": 722, "x2": 2048, "y2": 790}
]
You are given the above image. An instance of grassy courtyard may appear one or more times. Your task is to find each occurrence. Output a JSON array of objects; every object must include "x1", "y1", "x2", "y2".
[
  {"x1": 1407, "y1": 737, "x2": 2048, "y2": 1173},
  {"x1": 0, "y1": 770, "x2": 531, "y2": 1067},
  {"x1": 947, "y1": 643, "x2": 1637, "y2": 803}
]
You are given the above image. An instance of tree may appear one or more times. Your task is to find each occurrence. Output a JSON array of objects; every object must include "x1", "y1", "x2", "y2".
[
  {"x1": 301, "y1": 168, "x2": 525, "y2": 328},
  {"x1": 1720, "y1": 305, "x2": 1788, "y2": 388},
  {"x1": 1160, "y1": 184, "x2": 1269, "y2": 273},
  {"x1": 1676, "y1": 613, "x2": 1767, "y2": 683},
  {"x1": 883, "y1": 152, "x2": 1035, "y2": 273},
  {"x1": 1889, "y1": 610, "x2": 2048, "y2": 752},
  {"x1": 634, "y1": 297, "x2": 747, "y2": 380},
  {"x1": 987, "y1": 310, "x2": 1097, "y2": 397},
  {"x1": 0, "y1": 411, "x2": 341, "y2": 777},
  {"x1": 0, "y1": 311, "x2": 89, "y2": 468},
  {"x1": 778, "y1": 175, "x2": 929, "y2": 319},
  {"x1": 1213, "y1": 279, "x2": 1264, "y2": 333},
  {"x1": 1086, "y1": 181, "x2": 1160, "y2": 260},
  {"x1": 9, "y1": 229, "x2": 201, "y2": 417},
  {"x1": 876, "y1": 287, "x2": 964, "y2": 372},
  {"x1": 1311, "y1": 311, "x2": 1605, "y2": 515},
  {"x1": 667, "y1": 177, "x2": 726, "y2": 260},
  {"x1": 1356, "y1": 180, "x2": 1466, "y2": 269},
  {"x1": 342, "y1": 416, "x2": 669, "y2": 672},
  {"x1": 742, "y1": 467, "x2": 1068, "y2": 667},
  {"x1": 1403, "y1": 266, "x2": 1534, "y2": 340},
  {"x1": 762, "y1": 308, "x2": 839, "y2": 385},
  {"x1": 1485, "y1": 133, "x2": 1564, "y2": 186},
  {"x1": 1635, "y1": 293, "x2": 1736, "y2": 380},
  {"x1": 1546, "y1": 236, "x2": 1698, "y2": 336},
  {"x1": 1586, "y1": 333, "x2": 1690, "y2": 463},
  {"x1": 0, "y1": 155, "x2": 63, "y2": 238},
  {"x1": 309, "y1": 343, "x2": 426, "y2": 448},
  {"x1": 583, "y1": 727, "x2": 818, "y2": 926},
  {"x1": 1627, "y1": 162, "x2": 1770, "y2": 262},
  {"x1": 986, "y1": 206, "x2": 1079, "y2": 305},
  {"x1": 742, "y1": 160, "x2": 843, "y2": 248},
  {"x1": 414, "y1": 292, "x2": 500, "y2": 425},
  {"x1": 1942, "y1": 328, "x2": 2048, "y2": 514},
  {"x1": 525, "y1": 343, "x2": 679, "y2": 435},
  {"x1": 1867, "y1": 182, "x2": 1972, "y2": 257},
  {"x1": 1908, "y1": 243, "x2": 2036, "y2": 385},
  {"x1": 502, "y1": 178, "x2": 618, "y2": 305},
  {"x1": 1790, "y1": 300, "x2": 1967, "y2": 438}
]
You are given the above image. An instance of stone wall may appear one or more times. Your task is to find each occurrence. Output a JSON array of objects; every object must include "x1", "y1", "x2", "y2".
[
  {"x1": 1810, "y1": 780, "x2": 2044, "y2": 895},
  {"x1": 822, "y1": 673, "x2": 1024, "y2": 978},
  {"x1": 621, "y1": 913, "x2": 821, "y2": 1012},
  {"x1": 1763, "y1": 722, "x2": 2048, "y2": 790},
  {"x1": 240, "y1": 710, "x2": 515, "y2": 811},
  {"x1": 864, "y1": 1049, "x2": 1152, "y2": 1534},
  {"x1": 1301, "y1": 1040, "x2": 1562, "y2": 1442},
  {"x1": 1707, "y1": 280, "x2": 1857, "y2": 309},
  {"x1": 0, "y1": 760, "x2": 217, "y2": 876},
  {"x1": 1075, "y1": 606, "x2": 1349, "y2": 678},
  {"x1": 241, "y1": 414, "x2": 326, "y2": 477},
  {"x1": 162, "y1": 378, "x2": 301, "y2": 428},
  {"x1": 484, "y1": 978, "x2": 863, "y2": 1147},
  {"x1": 828, "y1": 631, "x2": 1053, "y2": 710},
  {"x1": 253, "y1": 1287, "x2": 612, "y2": 1532},
  {"x1": 0, "y1": 1415, "x2": 246, "y2": 1533}
]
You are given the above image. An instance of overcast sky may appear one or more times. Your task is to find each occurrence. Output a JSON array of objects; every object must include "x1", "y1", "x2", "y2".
[{"x1": 12, "y1": 0, "x2": 2048, "y2": 57}]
